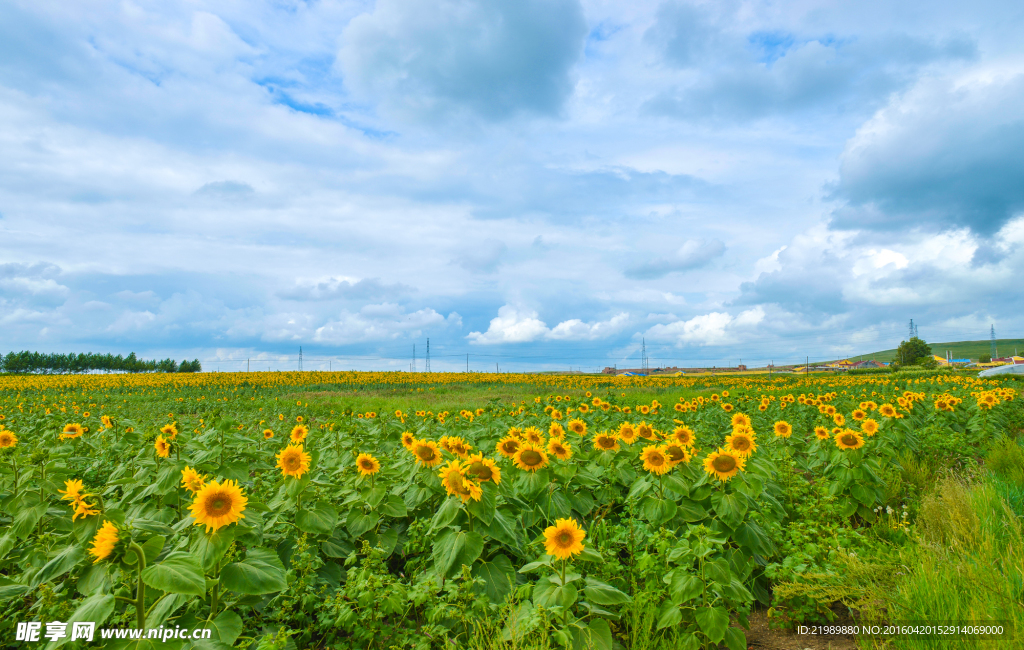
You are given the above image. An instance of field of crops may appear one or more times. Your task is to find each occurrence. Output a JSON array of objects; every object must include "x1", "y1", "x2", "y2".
[{"x1": 0, "y1": 370, "x2": 1022, "y2": 650}]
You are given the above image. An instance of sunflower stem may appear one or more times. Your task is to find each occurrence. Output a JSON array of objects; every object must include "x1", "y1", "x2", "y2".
[{"x1": 128, "y1": 542, "x2": 147, "y2": 629}]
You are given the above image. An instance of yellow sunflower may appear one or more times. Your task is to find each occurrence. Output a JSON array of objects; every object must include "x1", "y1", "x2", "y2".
[
  {"x1": 773, "y1": 421, "x2": 792, "y2": 438},
  {"x1": 189, "y1": 479, "x2": 248, "y2": 533},
  {"x1": 401, "y1": 431, "x2": 416, "y2": 449},
  {"x1": 523, "y1": 427, "x2": 545, "y2": 445},
  {"x1": 465, "y1": 453, "x2": 501, "y2": 484},
  {"x1": 549, "y1": 422, "x2": 566, "y2": 438},
  {"x1": 833, "y1": 413, "x2": 846, "y2": 426},
  {"x1": 290, "y1": 425, "x2": 309, "y2": 444},
  {"x1": 160, "y1": 424, "x2": 178, "y2": 439},
  {"x1": 852, "y1": 409, "x2": 866, "y2": 421},
  {"x1": 640, "y1": 445, "x2": 672, "y2": 475},
  {"x1": 879, "y1": 404, "x2": 897, "y2": 418},
  {"x1": 835, "y1": 430, "x2": 865, "y2": 450},
  {"x1": 88, "y1": 521, "x2": 121, "y2": 563},
  {"x1": 671, "y1": 425, "x2": 695, "y2": 447},
  {"x1": 276, "y1": 444, "x2": 312, "y2": 478},
  {"x1": 73, "y1": 499, "x2": 100, "y2": 521},
  {"x1": 618, "y1": 422, "x2": 639, "y2": 444},
  {"x1": 263, "y1": 429, "x2": 274, "y2": 439},
  {"x1": 180, "y1": 466, "x2": 207, "y2": 493},
  {"x1": 593, "y1": 431, "x2": 620, "y2": 452},
  {"x1": 730, "y1": 413, "x2": 752, "y2": 428},
  {"x1": 496, "y1": 436, "x2": 521, "y2": 459},
  {"x1": 577, "y1": 404, "x2": 590, "y2": 414},
  {"x1": 0, "y1": 430, "x2": 16, "y2": 448},
  {"x1": 154, "y1": 435, "x2": 171, "y2": 458},
  {"x1": 543, "y1": 518, "x2": 586, "y2": 560},
  {"x1": 566, "y1": 419, "x2": 587, "y2": 436},
  {"x1": 636, "y1": 422, "x2": 656, "y2": 440},
  {"x1": 703, "y1": 448, "x2": 746, "y2": 481},
  {"x1": 58, "y1": 479, "x2": 86, "y2": 502},
  {"x1": 548, "y1": 438, "x2": 573, "y2": 461},
  {"x1": 60, "y1": 423, "x2": 84, "y2": 440},
  {"x1": 513, "y1": 444, "x2": 549, "y2": 472},
  {"x1": 412, "y1": 440, "x2": 443, "y2": 468},
  {"x1": 724, "y1": 431, "x2": 757, "y2": 458},
  {"x1": 663, "y1": 443, "x2": 691, "y2": 465},
  {"x1": 449, "y1": 439, "x2": 472, "y2": 458},
  {"x1": 860, "y1": 419, "x2": 879, "y2": 436},
  {"x1": 814, "y1": 426, "x2": 829, "y2": 440},
  {"x1": 356, "y1": 453, "x2": 381, "y2": 477}
]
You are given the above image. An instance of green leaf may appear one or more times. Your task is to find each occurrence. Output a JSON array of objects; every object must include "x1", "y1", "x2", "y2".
[
  {"x1": 0, "y1": 581, "x2": 30, "y2": 600},
  {"x1": 192, "y1": 527, "x2": 236, "y2": 572},
  {"x1": 11, "y1": 503, "x2": 47, "y2": 540},
  {"x1": 710, "y1": 492, "x2": 746, "y2": 528},
  {"x1": 733, "y1": 521, "x2": 774, "y2": 557},
  {"x1": 141, "y1": 552, "x2": 207, "y2": 596},
  {"x1": 518, "y1": 557, "x2": 553, "y2": 573},
  {"x1": 140, "y1": 535, "x2": 166, "y2": 565},
  {"x1": 76, "y1": 564, "x2": 109, "y2": 596},
  {"x1": 346, "y1": 510, "x2": 379, "y2": 538},
  {"x1": 466, "y1": 482, "x2": 497, "y2": 525},
  {"x1": 364, "y1": 486, "x2": 387, "y2": 508},
  {"x1": 131, "y1": 519, "x2": 174, "y2": 536},
  {"x1": 695, "y1": 606, "x2": 730, "y2": 644},
  {"x1": 574, "y1": 619, "x2": 613, "y2": 650},
  {"x1": 220, "y1": 548, "x2": 288, "y2": 595},
  {"x1": 667, "y1": 572, "x2": 703, "y2": 604},
  {"x1": 723, "y1": 627, "x2": 746, "y2": 650},
  {"x1": 533, "y1": 577, "x2": 578, "y2": 610},
  {"x1": 472, "y1": 554, "x2": 514, "y2": 603},
  {"x1": 296, "y1": 501, "x2": 338, "y2": 535},
  {"x1": 432, "y1": 529, "x2": 484, "y2": 578},
  {"x1": 209, "y1": 609, "x2": 243, "y2": 646},
  {"x1": 430, "y1": 497, "x2": 461, "y2": 532},
  {"x1": 284, "y1": 474, "x2": 311, "y2": 498},
  {"x1": 583, "y1": 578, "x2": 631, "y2": 606},
  {"x1": 675, "y1": 498, "x2": 708, "y2": 522},
  {"x1": 31, "y1": 544, "x2": 84, "y2": 587},
  {"x1": 148, "y1": 593, "x2": 188, "y2": 627},
  {"x1": 485, "y1": 508, "x2": 520, "y2": 549},
  {"x1": 642, "y1": 497, "x2": 677, "y2": 525},
  {"x1": 656, "y1": 601, "x2": 682, "y2": 630},
  {"x1": 379, "y1": 494, "x2": 408, "y2": 518},
  {"x1": 576, "y1": 546, "x2": 603, "y2": 562},
  {"x1": 44, "y1": 594, "x2": 114, "y2": 649}
]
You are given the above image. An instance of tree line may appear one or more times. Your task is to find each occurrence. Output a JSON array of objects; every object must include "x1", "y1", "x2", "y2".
[{"x1": 0, "y1": 351, "x2": 202, "y2": 374}]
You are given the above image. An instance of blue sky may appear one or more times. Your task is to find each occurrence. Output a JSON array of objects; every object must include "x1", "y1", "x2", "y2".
[{"x1": 2, "y1": 0, "x2": 1023, "y2": 372}]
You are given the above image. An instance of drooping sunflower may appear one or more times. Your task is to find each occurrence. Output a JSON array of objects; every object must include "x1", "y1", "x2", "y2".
[
  {"x1": 412, "y1": 440, "x2": 443, "y2": 468},
  {"x1": 548, "y1": 438, "x2": 573, "y2": 461},
  {"x1": 438, "y1": 459, "x2": 466, "y2": 494},
  {"x1": 290, "y1": 425, "x2": 309, "y2": 444},
  {"x1": 730, "y1": 413, "x2": 752, "y2": 429},
  {"x1": 400, "y1": 431, "x2": 416, "y2": 449},
  {"x1": 724, "y1": 431, "x2": 757, "y2": 458},
  {"x1": 513, "y1": 444, "x2": 549, "y2": 472},
  {"x1": 73, "y1": 499, "x2": 100, "y2": 521},
  {"x1": 566, "y1": 419, "x2": 587, "y2": 436},
  {"x1": 671, "y1": 425, "x2": 695, "y2": 447},
  {"x1": 543, "y1": 518, "x2": 586, "y2": 560},
  {"x1": 663, "y1": 443, "x2": 691, "y2": 465},
  {"x1": 160, "y1": 424, "x2": 179, "y2": 439},
  {"x1": 636, "y1": 422, "x2": 656, "y2": 440},
  {"x1": 860, "y1": 419, "x2": 879, "y2": 436},
  {"x1": 549, "y1": 422, "x2": 566, "y2": 438},
  {"x1": 189, "y1": 479, "x2": 248, "y2": 533},
  {"x1": 277, "y1": 444, "x2": 312, "y2": 478},
  {"x1": 593, "y1": 431, "x2": 620, "y2": 452},
  {"x1": 835, "y1": 429, "x2": 865, "y2": 450},
  {"x1": 523, "y1": 427, "x2": 545, "y2": 445},
  {"x1": 356, "y1": 453, "x2": 381, "y2": 477},
  {"x1": 813, "y1": 426, "x2": 830, "y2": 440},
  {"x1": 703, "y1": 448, "x2": 746, "y2": 482},
  {"x1": 88, "y1": 521, "x2": 122, "y2": 563},
  {"x1": 58, "y1": 479, "x2": 86, "y2": 502},
  {"x1": 773, "y1": 421, "x2": 793, "y2": 438},
  {"x1": 640, "y1": 445, "x2": 672, "y2": 475},
  {"x1": 180, "y1": 466, "x2": 207, "y2": 493},
  {"x1": 617, "y1": 423, "x2": 638, "y2": 444},
  {"x1": 496, "y1": 436, "x2": 521, "y2": 459},
  {"x1": 154, "y1": 435, "x2": 171, "y2": 458},
  {"x1": 0, "y1": 430, "x2": 16, "y2": 448},
  {"x1": 465, "y1": 453, "x2": 501, "y2": 484}
]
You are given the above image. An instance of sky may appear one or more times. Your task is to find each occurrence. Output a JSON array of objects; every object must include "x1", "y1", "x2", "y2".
[{"x1": 2, "y1": 0, "x2": 1024, "y2": 372}]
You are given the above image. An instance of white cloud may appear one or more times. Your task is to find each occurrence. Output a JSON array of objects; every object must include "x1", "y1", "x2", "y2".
[
  {"x1": 643, "y1": 307, "x2": 764, "y2": 346},
  {"x1": 467, "y1": 305, "x2": 629, "y2": 344}
]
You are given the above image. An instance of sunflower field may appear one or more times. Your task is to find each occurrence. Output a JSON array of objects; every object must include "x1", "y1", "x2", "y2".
[{"x1": 0, "y1": 370, "x2": 1022, "y2": 649}]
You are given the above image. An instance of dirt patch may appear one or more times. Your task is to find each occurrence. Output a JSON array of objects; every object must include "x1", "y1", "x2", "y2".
[{"x1": 742, "y1": 609, "x2": 860, "y2": 650}]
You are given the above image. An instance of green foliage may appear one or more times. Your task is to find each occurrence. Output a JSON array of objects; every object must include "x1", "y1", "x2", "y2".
[{"x1": 894, "y1": 337, "x2": 933, "y2": 367}]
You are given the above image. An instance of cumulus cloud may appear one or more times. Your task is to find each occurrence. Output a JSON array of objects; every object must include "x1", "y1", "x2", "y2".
[
  {"x1": 467, "y1": 305, "x2": 628, "y2": 344},
  {"x1": 642, "y1": 307, "x2": 765, "y2": 347},
  {"x1": 338, "y1": 0, "x2": 587, "y2": 122},
  {"x1": 278, "y1": 277, "x2": 414, "y2": 301},
  {"x1": 624, "y1": 239, "x2": 725, "y2": 279},
  {"x1": 831, "y1": 73, "x2": 1024, "y2": 235}
]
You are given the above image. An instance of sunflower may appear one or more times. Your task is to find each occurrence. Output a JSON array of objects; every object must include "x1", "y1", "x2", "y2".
[
  {"x1": 566, "y1": 419, "x2": 587, "y2": 436},
  {"x1": 356, "y1": 453, "x2": 381, "y2": 477},
  {"x1": 861, "y1": 418, "x2": 879, "y2": 436},
  {"x1": 189, "y1": 479, "x2": 247, "y2": 533},
  {"x1": 58, "y1": 479, "x2": 87, "y2": 502},
  {"x1": 636, "y1": 422, "x2": 656, "y2": 440},
  {"x1": 154, "y1": 435, "x2": 171, "y2": 458},
  {"x1": 180, "y1": 466, "x2": 207, "y2": 493},
  {"x1": 0, "y1": 430, "x2": 16, "y2": 448},
  {"x1": 449, "y1": 439, "x2": 472, "y2": 458},
  {"x1": 296, "y1": 415, "x2": 304, "y2": 423},
  {"x1": 835, "y1": 430, "x2": 865, "y2": 450},
  {"x1": 263, "y1": 429, "x2": 274, "y2": 439},
  {"x1": 101, "y1": 415, "x2": 113, "y2": 428},
  {"x1": 496, "y1": 436, "x2": 521, "y2": 459},
  {"x1": 852, "y1": 409, "x2": 866, "y2": 421},
  {"x1": 703, "y1": 448, "x2": 746, "y2": 481},
  {"x1": 60, "y1": 423, "x2": 84, "y2": 440},
  {"x1": 543, "y1": 518, "x2": 586, "y2": 560},
  {"x1": 548, "y1": 438, "x2": 573, "y2": 461},
  {"x1": 401, "y1": 431, "x2": 416, "y2": 450},
  {"x1": 663, "y1": 443, "x2": 691, "y2": 465},
  {"x1": 617, "y1": 423, "x2": 639, "y2": 444},
  {"x1": 640, "y1": 445, "x2": 671, "y2": 475},
  {"x1": 160, "y1": 424, "x2": 179, "y2": 439},
  {"x1": 724, "y1": 431, "x2": 757, "y2": 458},
  {"x1": 671, "y1": 425, "x2": 695, "y2": 447},
  {"x1": 277, "y1": 444, "x2": 312, "y2": 478},
  {"x1": 290, "y1": 425, "x2": 309, "y2": 444},
  {"x1": 773, "y1": 421, "x2": 792, "y2": 438},
  {"x1": 577, "y1": 403, "x2": 590, "y2": 414},
  {"x1": 721, "y1": 403, "x2": 734, "y2": 412},
  {"x1": 730, "y1": 413, "x2": 752, "y2": 428},
  {"x1": 73, "y1": 499, "x2": 100, "y2": 521},
  {"x1": 523, "y1": 427, "x2": 545, "y2": 445},
  {"x1": 465, "y1": 453, "x2": 501, "y2": 484},
  {"x1": 593, "y1": 431, "x2": 620, "y2": 452},
  {"x1": 513, "y1": 444, "x2": 549, "y2": 472},
  {"x1": 88, "y1": 521, "x2": 122, "y2": 563},
  {"x1": 639, "y1": 405, "x2": 650, "y2": 415},
  {"x1": 439, "y1": 460, "x2": 480, "y2": 501},
  {"x1": 878, "y1": 403, "x2": 897, "y2": 417},
  {"x1": 412, "y1": 440, "x2": 443, "y2": 468},
  {"x1": 813, "y1": 426, "x2": 829, "y2": 440},
  {"x1": 550, "y1": 409, "x2": 563, "y2": 420}
]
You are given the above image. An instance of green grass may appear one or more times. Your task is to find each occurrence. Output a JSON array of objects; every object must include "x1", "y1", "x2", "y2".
[{"x1": 843, "y1": 338, "x2": 1024, "y2": 364}]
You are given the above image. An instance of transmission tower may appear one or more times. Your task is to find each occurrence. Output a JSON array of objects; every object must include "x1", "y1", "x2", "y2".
[
  {"x1": 991, "y1": 325, "x2": 998, "y2": 359},
  {"x1": 298, "y1": 346, "x2": 303, "y2": 371},
  {"x1": 908, "y1": 319, "x2": 918, "y2": 339},
  {"x1": 412, "y1": 344, "x2": 416, "y2": 373},
  {"x1": 641, "y1": 338, "x2": 649, "y2": 374},
  {"x1": 425, "y1": 339, "x2": 431, "y2": 373}
]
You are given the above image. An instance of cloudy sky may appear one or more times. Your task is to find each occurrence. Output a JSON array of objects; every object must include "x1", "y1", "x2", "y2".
[{"x1": 2, "y1": 0, "x2": 1023, "y2": 372}]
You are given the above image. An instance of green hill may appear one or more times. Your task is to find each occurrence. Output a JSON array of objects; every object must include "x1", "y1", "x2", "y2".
[{"x1": 847, "y1": 338, "x2": 1024, "y2": 363}]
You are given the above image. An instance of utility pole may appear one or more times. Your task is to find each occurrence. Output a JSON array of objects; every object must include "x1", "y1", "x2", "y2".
[
  {"x1": 641, "y1": 339, "x2": 649, "y2": 375},
  {"x1": 425, "y1": 339, "x2": 430, "y2": 373},
  {"x1": 806, "y1": 356, "x2": 809, "y2": 376},
  {"x1": 991, "y1": 325, "x2": 998, "y2": 359},
  {"x1": 298, "y1": 347, "x2": 303, "y2": 371}
]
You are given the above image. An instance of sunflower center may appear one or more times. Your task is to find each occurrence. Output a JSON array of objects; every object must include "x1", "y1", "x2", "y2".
[
  {"x1": 841, "y1": 434, "x2": 858, "y2": 446},
  {"x1": 283, "y1": 454, "x2": 301, "y2": 470},
  {"x1": 520, "y1": 450, "x2": 542, "y2": 466},
  {"x1": 597, "y1": 437, "x2": 615, "y2": 449},
  {"x1": 469, "y1": 462, "x2": 492, "y2": 480},
  {"x1": 732, "y1": 437, "x2": 750, "y2": 451},
  {"x1": 712, "y1": 455, "x2": 737, "y2": 472},
  {"x1": 666, "y1": 446, "x2": 685, "y2": 461},
  {"x1": 416, "y1": 446, "x2": 436, "y2": 461},
  {"x1": 359, "y1": 459, "x2": 373, "y2": 469},
  {"x1": 556, "y1": 531, "x2": 574, "y2": 546},
  {"x1": 648, "y1": 453, "x2": 665, "y2": 466},
  {"x1": 205, "y1": 494, "x2": 232, "y2": 516},
  {"x1": 501, "y1": 442, "x2": 519, "y2": 454}
]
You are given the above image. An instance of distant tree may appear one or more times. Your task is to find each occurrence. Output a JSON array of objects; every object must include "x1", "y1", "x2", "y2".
[
  {"x1": 894, "y1": 337, "x2": 932, "y2": 367},
  {"x1": 980, "y1": 354, "x2": 992, "y2": 363}
]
